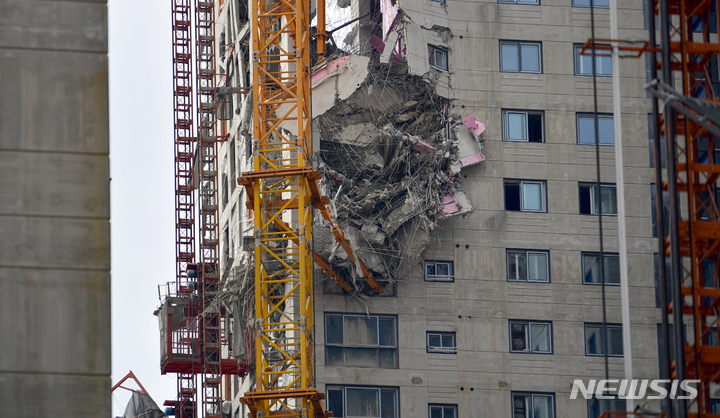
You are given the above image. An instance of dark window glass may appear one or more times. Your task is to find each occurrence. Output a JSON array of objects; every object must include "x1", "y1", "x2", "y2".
[{"x1": 585, "y1": 324, "x2": 623, "y2": 356}]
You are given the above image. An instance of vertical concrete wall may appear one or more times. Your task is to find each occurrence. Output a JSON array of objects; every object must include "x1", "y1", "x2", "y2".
[
  {"x1": 311, "y1": 0, "x2": 662, "y2": 417},
  {"x1": 221, "y1": 0, "x2": 661, "y2": 417},
  {"x1": 0, "y1": 0, "x2": 110, "y2": 416}
]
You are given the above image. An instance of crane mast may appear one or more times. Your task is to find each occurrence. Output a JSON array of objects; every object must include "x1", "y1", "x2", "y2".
[{"x1": 237, "y1": 0, "x2": 329, "y2": 413}]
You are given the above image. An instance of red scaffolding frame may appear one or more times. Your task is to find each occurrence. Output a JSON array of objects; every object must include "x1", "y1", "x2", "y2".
[{"x1": 650, "y1": 1, "x2": 720, "y2": 418}]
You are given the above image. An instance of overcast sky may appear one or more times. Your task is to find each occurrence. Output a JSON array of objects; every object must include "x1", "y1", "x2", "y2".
[{"x1": 109, "y1": 0, "x2": 178, "y2": 414}]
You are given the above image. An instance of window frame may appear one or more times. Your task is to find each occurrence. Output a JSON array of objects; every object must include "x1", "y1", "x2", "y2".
[
  {"x1": 325, "y1": 313, "x2": 398, "y2": 369},
  {"x1": 425, "y1": 260, "x2": 455, "y2": 282},
  {"x1": 576, "y1": 113, "x2": 615, "y2": 145},
  {"x1": 504, "y1": 179, "x2": 548, "y2": 213},
  {"x1": 587, "y1": 397, "x2": 627, "y2": 418},
  {"x1": 520, "y1": 181, "x2": 546, "y2": 212},
  {"x1": 506, "y1": 249, "x2": 551, "y2": 283},
  {"x1": 509, "y1": 320, "x2": 554, "y2": 354},
  {"x1": 573, "y1": 44, "x2": 612, "y2": 76},
  {"x1": 326, "y1": 385, "x2": 399, "y2": 418},
  {"x1": 429, "y1": 45, "x2": 449, "y2": 70},
  {"x1": 578, "y1": 183, "x2": 618, "y2": 216},
  {"x1": 581, "y1": 252, "x2": 620, "y2": 286},
  {"x1": 572, "y1": 0, "x2": 609, "y2": 7},
  {"x1": 511, "y1": 392, "x2": 556, "y2": 418},
  {"x1": 584, "y1": 323, "x2": 624, "y2": 357},
  {"x1": 502, "y1": 109, "x2": 545, "y2": 143},
  {"x1": 427, "y1": 332, "x2": 457, "y2": 353},
  {"x1": 498, "y1": 0, "x2": 539, "y2": 4},
  {"x1": 429, "y1": 404, "x2": 458, "y2": 418},
  {"x1": 500, "y1": 40, "x2": 543, "y2": 74}
]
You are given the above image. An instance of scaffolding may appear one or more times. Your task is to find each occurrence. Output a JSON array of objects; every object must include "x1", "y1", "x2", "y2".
[{"x1": 648, "y1": 1, "x2": 720, "y2": 418}]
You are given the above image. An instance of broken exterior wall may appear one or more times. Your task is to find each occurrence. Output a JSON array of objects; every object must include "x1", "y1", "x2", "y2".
[{"x1": 311, "y1": 57, "x2": 484, "y2": 292}]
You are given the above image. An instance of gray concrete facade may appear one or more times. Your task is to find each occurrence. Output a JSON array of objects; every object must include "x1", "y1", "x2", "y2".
[
  {"x1": 0, "y1": 0, "x2": 111, "y2": 416},
  {"x1": 217, "y1": 0, "x2": 662, "y2": 417}
]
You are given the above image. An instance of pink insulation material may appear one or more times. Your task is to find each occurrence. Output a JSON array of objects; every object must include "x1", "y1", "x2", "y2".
[
  {"x1": 440, "y1": 194, "x2": 460, "y2": 215},
  {"x1": 413, "y1": 140, "x2": 437, "y2": 153},
  {"x1": 370, "y1": 35, "x2": 385, "y2": 53},
  {"x1": 382, "y1": 0, "x2": 399, "y2": 38},
  {"x1": 310, "y1": 56, "x2": 351, "y2": 85},
  {"x1": 463, "y1": 116, "x2": 486, "y2": 136}
]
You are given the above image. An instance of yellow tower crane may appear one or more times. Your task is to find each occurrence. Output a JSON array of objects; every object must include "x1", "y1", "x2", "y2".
[{"x1": 237, "y1": 0, "x2": 331, "y2": 414}]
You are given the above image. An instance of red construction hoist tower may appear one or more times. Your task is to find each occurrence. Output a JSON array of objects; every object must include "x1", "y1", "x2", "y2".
[
  {"x1": 170, "y1": 0, "x2": 199, "y2": 416},
  {"x1": 647, "y1": 1, "x2": 720, "y2": 417},
  {"x1": 195, "y1": 0, "x2": 226, "y2": 415},
  {"x1": 162, "y1": 1, "x2": 247, "y2": 417}
]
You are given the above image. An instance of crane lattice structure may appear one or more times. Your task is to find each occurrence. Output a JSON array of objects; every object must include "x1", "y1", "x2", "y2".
[
  {"x1": 236, "y1": 0, "x2": 330, "y2": 413},
  {"x1": 648, "y1": 1, "x2": 720, "y2": 418}
]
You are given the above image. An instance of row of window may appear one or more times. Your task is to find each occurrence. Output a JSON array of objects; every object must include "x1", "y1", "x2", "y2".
[
  {"x1": 324, "y1": 314, "x2": 623, "y2": 370},
  {"x1": 430, "y1": 0, "x2": 612, "y2": 8},
  {"x1": 502, "y1": 111, "x2": 614, "y2": 145},
  {"x1": 430, "y1": 42, "x2": 611, "y2": 77},
  {"x1": 504, "y1": 180, "x2": 617, "y2": 214},
  {"x1": 499, "y1": 0, "x2": 609, "y2": 6},
  {"x1": 426, "y1": 252, "x2": 620, "y2": 285},
  {"x1": 325, "y1": 387, "x2": 643, "y2": 418}
]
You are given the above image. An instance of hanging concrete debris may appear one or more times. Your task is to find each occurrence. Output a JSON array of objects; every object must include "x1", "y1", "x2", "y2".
[{"x1": 310, "y1": 56, "x2": 485, "y2": 293}]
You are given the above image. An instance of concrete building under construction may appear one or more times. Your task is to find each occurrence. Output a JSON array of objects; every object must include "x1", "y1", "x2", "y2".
[
  {"x1": 158, "y1": 0, "x2": 720, "y2": 417},
  {"x1": 208, "y1": 0, "x2": 665, "y2": 417}
]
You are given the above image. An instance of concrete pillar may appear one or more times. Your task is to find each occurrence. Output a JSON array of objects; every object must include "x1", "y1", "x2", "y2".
[{"x1": 0, "y1": 0, "x2": 110, "y2": 416}]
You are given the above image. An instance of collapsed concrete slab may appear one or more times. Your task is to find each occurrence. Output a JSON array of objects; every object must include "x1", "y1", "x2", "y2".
[
  {"x1": 279, "y1": 55, "x2": 371, "y2": 136},
  {"x1": 309, "y1": 56, "x2": 486, "y2": 293}
]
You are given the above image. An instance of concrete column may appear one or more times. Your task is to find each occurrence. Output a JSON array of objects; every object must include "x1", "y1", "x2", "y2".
[{"x1": 0, "y1": 0, "x2": 110, "y2": 416}]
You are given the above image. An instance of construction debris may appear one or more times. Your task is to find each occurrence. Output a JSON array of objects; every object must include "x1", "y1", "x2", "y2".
[{"x1": 310, "y1": 56, "x2": 485, "y2": 293}]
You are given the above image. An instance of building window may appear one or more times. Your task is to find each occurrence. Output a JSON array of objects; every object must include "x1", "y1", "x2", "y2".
[
  {"x1": 588, "y1": 398, "x2": 626, "y2": 418},
  {"x1": 499, "y1": 0, "x2": 539, "y2": 4},
  {"x1": 574, "y1": 44, "x2": 612, "y2": 76},
  {"x1": 577, "y1": 113, "x2": 614, "y2": 145},
  {"x1": 507, "y1": 250, "x2": 549, "y2": 282},
  {"x1": 500, "y1": 41, "x2": 542, "y2": 73},
  {"x1": 579, "y1": 183, "x2": 617, "y2": 215},
  {"x1": 325, "y1": 314, "x2": 398, "y2": 368},
  {"x1": 427, "y1": 332, "x2": 457, "y2": 353},
  {"x1": 504, "y1": 179, "x2": 547, "y2": 212},
  {"x1": 582, "y1": 252, "x2": 620, "y2": 285},
  {"x1": 425, "y1": 260, "x2": 454, "y2": 282},
  {"x1": 509, "y1": 320, "x2": 552, "y2": 354},
  {"x1": 502, "y1": 110, "x2": 544, "y2": 142},
  {"x1": 585, "y1": 323, "x2": 623, "y2": 356},
  {"x1": 512, "y1": 392, "x2": 555, "y2": 418},
  {"x1": 326, "y1": 386, "x2": 398, "y2": 418},
  {"x1": 429, "y1": 45, "x2": 448, "y2": 70},
  {"x1": 429, "y1": 404, "x2": 457, "y2": 418},
  {"x1": 573, "y1": 0, "x2": 609, "y2": 8},
  {"x1": 691, "y1": 1, "x2": 717, "y2": 34}
]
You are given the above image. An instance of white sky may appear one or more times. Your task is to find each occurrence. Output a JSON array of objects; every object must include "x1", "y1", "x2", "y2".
[
  {"x1": 107, "y1": 1, "x2": 354, "y2": 415},
  {"x1": 109, "y1": 0, "x2": 178, "y2": 414}
]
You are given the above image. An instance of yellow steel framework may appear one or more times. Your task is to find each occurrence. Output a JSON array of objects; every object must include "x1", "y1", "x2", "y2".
[{"x1": 238, "y1": 0, "x2": 329, "y2": 413}]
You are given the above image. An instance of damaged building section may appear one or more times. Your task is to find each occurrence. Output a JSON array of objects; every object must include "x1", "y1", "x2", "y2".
[{"x1": 310, "y1": 55, "x2": 485, "y2": 295}]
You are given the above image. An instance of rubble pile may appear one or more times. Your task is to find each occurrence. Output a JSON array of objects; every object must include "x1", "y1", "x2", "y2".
[{"x1": 312, "y1": 58, "x2": 485, "y2": 293}]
